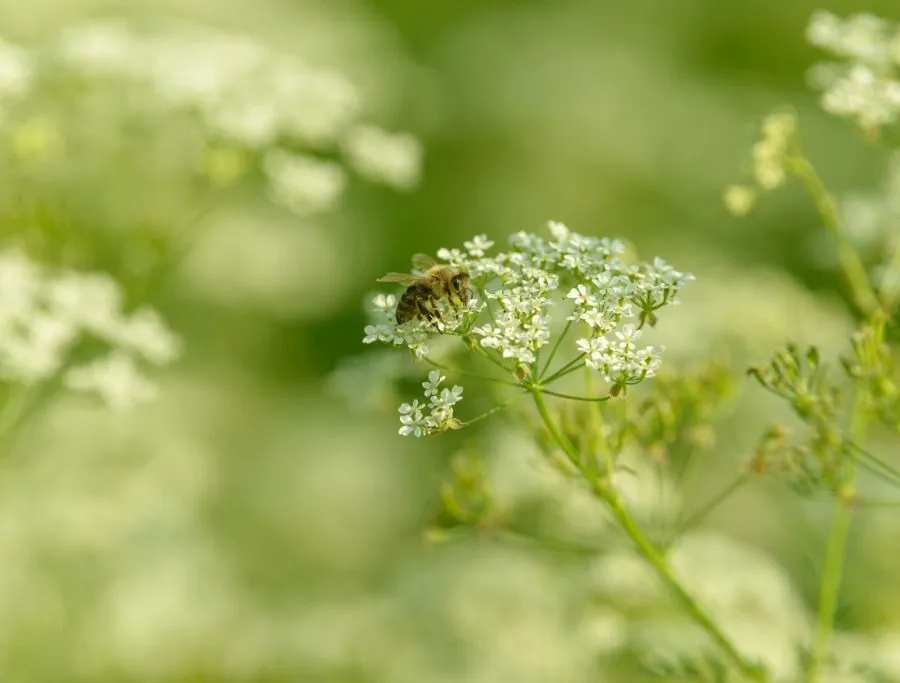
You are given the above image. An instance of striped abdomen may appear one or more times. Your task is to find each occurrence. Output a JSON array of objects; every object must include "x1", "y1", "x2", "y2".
[{"x1": 395, "y1": 282, "x2": 438, "y2": 324}]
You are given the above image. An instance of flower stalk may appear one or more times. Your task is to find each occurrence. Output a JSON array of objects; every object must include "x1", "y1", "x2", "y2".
[{"x1": 529, "y1": 388, "x2": 767, "y2": 683}]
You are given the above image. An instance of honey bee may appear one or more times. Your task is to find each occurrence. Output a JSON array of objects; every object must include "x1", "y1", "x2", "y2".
[{"x1": 377, "y1": 254, "x2": 471, "y2": 325}]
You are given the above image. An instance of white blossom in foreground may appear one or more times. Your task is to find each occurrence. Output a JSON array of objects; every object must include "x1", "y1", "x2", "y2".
[
  {"x1": 806, "y1": 11, "x2": 900, "y2": 131},
  {"x1": 0, "y1": 250, "x2": 179, "y2": 408},
  {"x1": 397, "y1": 370, "x2": 464, "y2": 437},
  {"x1": 364, "y1": 221, "x2": 692, "y2": 435}
]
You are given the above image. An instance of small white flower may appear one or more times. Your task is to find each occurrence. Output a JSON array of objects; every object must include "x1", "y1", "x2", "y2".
[
  {"x1": 567, "y1": 284, "x2": 595, "y2": 308},
  {"x1": 372, "y1": 293, "x2": 396, "y2": 313},
  {"x1": 435, "y1": 385, "x2": 463, "y2": 409},
  {"x1": 547, "y1": 220, "x2": 570, "y2": 244},
  {"x1": 580, "y1": 309, "x2": 608, "y2": 329},
  {"x1": 473, "y1": 324, "x2": 503, "y2": 348},
  {"x1": 422, "y1": 370, "x2": 444, "y2": 398},
  {"x1": 463, "y1": 234, "x2": 495, "y2": 258},
  {"x1": 398, "y1": 400, "x2": 428, "y2": 437}
]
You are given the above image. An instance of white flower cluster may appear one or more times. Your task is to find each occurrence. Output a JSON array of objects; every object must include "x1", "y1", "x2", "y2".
[
  {"x1": 365, "y1": 221, "x2": 691, "y2": 433},
  {"x1": 0, "y1": 250, "x2": 180, "y2": 409},
  {"x1": 397, "y1": 370, "x2": 464, "y2": 437},
  {"x1": 806, "y1": 10, "x2": 900, "y2": 131},
  {"x1": 0, "y1": 19, "x2": 421, "y2": 214},
  {"x1": 454, "y1": 221, "x2": 687, "y2": 385}
]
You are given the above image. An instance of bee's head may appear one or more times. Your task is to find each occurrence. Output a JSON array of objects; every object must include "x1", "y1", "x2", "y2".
[{"x1": 449, "y1": 271, "x2": 471, "y2": 302}]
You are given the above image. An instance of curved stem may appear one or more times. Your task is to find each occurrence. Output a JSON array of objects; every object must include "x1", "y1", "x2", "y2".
[
  {"x1": 529, "y1": 389, "x2": 766, "y2": 682},
  {"x1": 806, "y1": 391, "x2": 867, "y2": 683},
  {"x1": 787, "y1": 156, "x2": 878, "y2": 315}
]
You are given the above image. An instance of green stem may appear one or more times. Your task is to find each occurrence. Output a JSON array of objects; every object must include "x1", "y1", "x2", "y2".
[
  {"x1": 542, "y1": 354, "x2": 587, "y2": 385},
  {"x1": 855, "y1": 498, "x2": 900, "y2": 508},
  {"x1": 462, "y1": 393, "x2": 527, "y2": 427},
  {"x1": 537, "y1": 389, "x2": 611, "y2": 402},
  {"x1": 498, "y1": 525, "x2": 604, "y2": 556},
  {"x1": 846, "y1": 441, "x2": 900, "y2": 488},
  {"x1": 586, "y1": 364, "x2": 615, "y2": 477},
  {"x1": 463, "y1": 336, "x2": 518, "y2": 375},
  {"x1": 806, "y1": 392, "x2": 867, "y2": 683},
  {"x1": 423, "y1": 357, "x2": 521, "y2": 387},
  {"x1": 677, "y1": 475, "x2": 748, "y2": 535},
  {"x1": 540, "y1": 319, "x2": 574, "y2": 379},
  {"x1": 529, "y1": 389, "x2": 766, "y2": 682},
  {"x1": 787, "y1": 156, "x2": 879, "y2": 315}
]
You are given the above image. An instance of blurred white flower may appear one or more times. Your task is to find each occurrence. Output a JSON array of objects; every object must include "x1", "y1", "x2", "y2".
[
  {"x1": 0, "y1": 251, "x2": 178, "y2": 399},
  {"x1": 723, "y1": 184, "x2": 757, "y2": 216},
  {"x1": 0, "y1": 39, "x2": 31, "y2": 98},
  {"x1": 276, "y1": 64, "x2": 360, "y2": 145},
  {"x1": 56, "y1": 19, "x2": 137, "y2": 76},
  {"x1": 47, "y1": 270, "x2": 125, "y2": 337},
  {"x1": 807, "y1": 11, "x2": 900, "y2": 130},
  {"x1": 65, "y1": 352, "x2": 159, "y2": 410},
  {"x1": 110, "y1": 308, "x2": 183, "y2": 366},
  {"x1": 343, "y1": 124, "x2": 423, "y2": 190},
  {"x1": 263, "y1": 149, "x2": 347, "y2": 215}
]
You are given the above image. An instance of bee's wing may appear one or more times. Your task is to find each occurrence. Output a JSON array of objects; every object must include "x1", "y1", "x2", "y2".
[
  {"x1": 411, "y1": 253, "x2": 439, "y2": 270},
  {"x1": 376, "y1": 272, "x2": 424, "y2": 285}
]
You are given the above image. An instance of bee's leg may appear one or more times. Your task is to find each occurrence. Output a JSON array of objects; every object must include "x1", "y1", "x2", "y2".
[{"x1": 419, "y1": 297, "x2": 442, "y2": 329}]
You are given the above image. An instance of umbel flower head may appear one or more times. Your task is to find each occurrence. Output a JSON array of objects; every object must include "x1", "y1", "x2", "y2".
[
  {"x1": 0, "y1": 249, "x2": 180, "y2": 410},
  {"x1": 805, "y1": 10, "x2": 900, "y2": 133},
  {"x1": 363, "y1": 221, "x2": 694, "y2": 436}
]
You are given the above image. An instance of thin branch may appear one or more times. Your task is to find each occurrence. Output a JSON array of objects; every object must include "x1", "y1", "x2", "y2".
[
  {"x1": 462, "y1": 393, "x2": 528, "y2": 427},
  {"x1": 422, "y1": 357, "x2": 521, "y2": 388},
  {"x1": 676, "y1": 475, "x2": 748, "y2": 535},
  {"x1": 542, "y1": 354, "x2": 587, "y2": 385},
  {"x1": 538, "y1": 388, "x2": 611, "y2": 403},
  {"x1": 540, "y1": 319, "x2": 573, "y2": 379}
]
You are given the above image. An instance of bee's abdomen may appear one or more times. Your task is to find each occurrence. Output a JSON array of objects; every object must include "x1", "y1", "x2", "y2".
[{"x1": 396, "y1": 283, "x2": 433, "y2": 324}]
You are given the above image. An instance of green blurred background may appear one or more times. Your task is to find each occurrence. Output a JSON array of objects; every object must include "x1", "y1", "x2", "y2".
[{"x1": 2, "y1": 0, "x2": 900, "y2": 681}]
